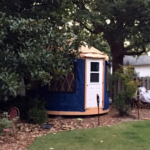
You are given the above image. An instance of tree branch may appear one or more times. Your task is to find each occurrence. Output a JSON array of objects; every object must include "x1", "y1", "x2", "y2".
[
  {"x1": 78, "y1": 21, "x2": 101, "y2": 34},
  {"x1": 123, "y1": 45, "x2": 146, "y2": 56},
  {"x1": 123, "y1": 45, "x2": 135, "y2": 52},
  {"x1": 73, "y1": 1, "x2": 103, "y2": 34},
  {"x1": 73, "y1": 1, "x2": 87, "y2": 10},
  {"x1": 75, "y1": 19, "x2": 103, "y2": 34}
]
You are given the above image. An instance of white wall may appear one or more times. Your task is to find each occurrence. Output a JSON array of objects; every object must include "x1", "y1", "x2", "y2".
[
  {"x1": 134, "y1": 65, "x2": 150, "y2": 77},
  {"x1": 110, "y1": 64, "x2": 150, "y2": 77}
]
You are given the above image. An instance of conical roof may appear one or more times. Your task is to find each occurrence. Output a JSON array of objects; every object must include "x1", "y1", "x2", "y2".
[{"x1": 79, "y1": 44, "x2": 108, "y2": 60}]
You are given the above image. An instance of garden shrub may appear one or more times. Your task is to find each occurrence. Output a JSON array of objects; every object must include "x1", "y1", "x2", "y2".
[
  {"x1": 0, "y1": 112, "x2": 12, "y2": 135},
  {"x1": 113, "y1": 65, "x2": 139, "y2": 116},
  {"x1": 27, "y1": 97, "x2": 48, "y2": 124},
  {"x1": 0, "y1": 95, "x2": 48, "y2": 124},
  {"x1": 27, "y1": 108, "x2": 48, "y2": 124},
  {"x1": 113, "y1": 91, "x2": 130, "y2": 116}
]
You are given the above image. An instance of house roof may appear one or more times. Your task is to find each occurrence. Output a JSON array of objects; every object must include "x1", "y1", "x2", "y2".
[
  {"x1": 79, "y1": 44, "x2": 108, "y2": 60},
  {"x1": 123, "y1": 55, "x2": 150, "y2": 66}
]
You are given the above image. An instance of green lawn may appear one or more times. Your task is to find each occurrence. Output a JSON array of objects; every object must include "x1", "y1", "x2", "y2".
[{"x1": 28, "y1": 120, "x2": 150, "y2": 150}]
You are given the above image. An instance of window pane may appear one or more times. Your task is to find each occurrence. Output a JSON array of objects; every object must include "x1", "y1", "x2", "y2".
[
  {"x1": 91, "y1": 62, "x2": 99, "y2": 71},
  {"x1": 90, "y1": 73, "x2": 99, "y2": 82}
]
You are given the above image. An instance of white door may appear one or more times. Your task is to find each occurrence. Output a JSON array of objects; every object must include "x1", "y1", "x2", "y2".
[{"x1": 86, "y1": 59, "x2": 103, "y2": 108}]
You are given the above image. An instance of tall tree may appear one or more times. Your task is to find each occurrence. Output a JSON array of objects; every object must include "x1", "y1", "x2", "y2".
[{"x1": 71, "y1": 0, "x2": 150, "y2": 72}]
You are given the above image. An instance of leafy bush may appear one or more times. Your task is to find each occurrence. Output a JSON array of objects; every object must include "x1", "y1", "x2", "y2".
[
  {"x1": 113, "y1": 91, "x2": 130, "y2": 116},
  {"x1": 113, "y1": 65, "x2": 139, "y2": 116},
  {"x1": 114, "y1": 66, "x2": 139, "y2": 98},
  {"x1": 27, "y1": 97, "x2": 48, "y2": 124},
  {"x1": 0, "y1": 112, "x2": 12, "y2": 135},
  {"x1": 0, "y1": 95, "x2": 48, "y2": 124},
  {"x1": 28, "y1": 108, "x2": 48, "y2": 124}
]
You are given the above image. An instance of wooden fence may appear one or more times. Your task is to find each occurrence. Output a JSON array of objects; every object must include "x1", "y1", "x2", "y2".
[
  {"x1": 109, "y1": 77, "x2": 150, "y2": 99},
  {"x1": 140, "y1": 77, "x2": 150, "y2": 90}
]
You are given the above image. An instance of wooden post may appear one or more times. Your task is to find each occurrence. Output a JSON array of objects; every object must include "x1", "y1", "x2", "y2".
[
  {"x1": 137, "y1": 89, "x2": 140, "y2": 119},
  {"x1": 97, "y1": 94, "x2": 100, "y2": 125}
]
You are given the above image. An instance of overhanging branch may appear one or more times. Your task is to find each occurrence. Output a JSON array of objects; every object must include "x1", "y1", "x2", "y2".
[
  {"x1": 123, "y1": 45, "x2": 146, "y2": 56},
  {"x1": 73, "y1": 1, "x2": 103, "y2": 34},
  {"x1": 77, "y1": 20, "x2": 103, "y2": 34},
  {"x1": 73, "y1": 1, "x2": 87, "y2": 10},
  {"x1": 124, "y1": 45, "x2": 135, "y2": 51},
  {"x1": 78, "y1": 21, "x2": 99, "y2": 34}
]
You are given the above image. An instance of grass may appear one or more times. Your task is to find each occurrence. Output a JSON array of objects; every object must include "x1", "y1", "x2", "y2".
[{"x1": 28, "y1": 120, "x2": 150, "y2": 150}]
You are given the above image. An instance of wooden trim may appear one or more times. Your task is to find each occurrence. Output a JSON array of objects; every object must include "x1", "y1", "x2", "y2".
[
  {"x1": 82, "y1": 56, "x2": 108, "y2": 60},
  {"x1": 84, "y1": 58, "x2": 87, "y2": 109},
  {"x1": 85, "y1": 107, "x2": 103, "y2": 109},
  {"x1": 102, "y1": 59, "x2": 105, "y2": 108},
  {"x1": 47, "y1": 108, "x2": 109, "y2": 116}
]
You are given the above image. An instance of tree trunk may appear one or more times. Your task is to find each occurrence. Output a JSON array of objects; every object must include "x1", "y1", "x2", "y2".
[
  {"x1": 112, "y1": 54, "x2": 124, "y2": 73},
  {"x1": 106, "y1": 36, "x2": 124, "y2": 73}
]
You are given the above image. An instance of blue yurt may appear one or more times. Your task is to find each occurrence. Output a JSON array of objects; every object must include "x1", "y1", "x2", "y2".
[{"x1": 41, "y1": 44, "x2": 109, "y2": 115}]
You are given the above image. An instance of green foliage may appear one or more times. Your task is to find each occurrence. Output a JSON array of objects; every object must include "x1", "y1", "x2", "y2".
[
  {"x1": 113, "y1": 91, "x2": 130, "y2": 116},
  {"x1": 70, "y1": 0, "x2": 150, "y2": 71},
  {"x1": 0, "y1": 96, "x2": 48, "y2": 124},
  {"x1": 0, "y1": 112, "x2": 12, "y2": 135},
  {"x1": 114, "y1": 65, "x2": 139, "y2": 98},
  {"x1": 27, "y1": 97, "x2": 48, "y2": 124},
  {"x1": 27, "y1": 108, "x2": 48, "y2": 124},
  {"x1": 0, "y1": 12, "x2": 79, "y2": 98},
  {"x1": 113, "y1": 65, "x2": 139, "y2": 116},
  {"x1": 0, "y1": 1, "x2": 85, "y2": 99}
]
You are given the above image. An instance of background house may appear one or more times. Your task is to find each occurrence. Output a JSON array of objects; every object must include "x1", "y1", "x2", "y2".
[{"x1": 123, "y1": 55, "x2": 150, "y2": 77}]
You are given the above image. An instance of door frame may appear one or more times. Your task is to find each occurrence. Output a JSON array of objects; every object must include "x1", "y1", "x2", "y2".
[{"x1": 84, "y1": 57, "x2": 105, "y2": 110}]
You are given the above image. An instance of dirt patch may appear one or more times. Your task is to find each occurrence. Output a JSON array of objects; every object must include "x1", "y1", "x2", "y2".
[{"x1": 1, "y1": 106, "x2": 150, "y2": 150}]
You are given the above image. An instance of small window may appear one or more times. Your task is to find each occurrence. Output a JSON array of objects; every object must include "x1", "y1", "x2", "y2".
[
  {"x1": 90, "y1": 73, "x2": 99, "y2": 82},
  {"x1": 90, "y1": 62, "x2": 100, "y2": 83},
  {"x1": 91, "y1": 62, "x2": 99, "y2": 71}
]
